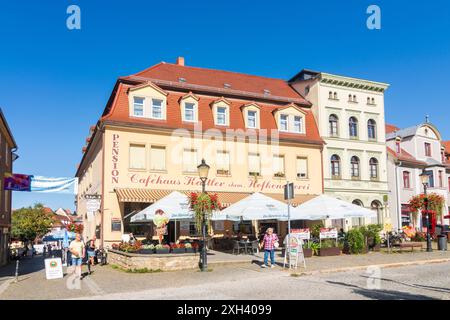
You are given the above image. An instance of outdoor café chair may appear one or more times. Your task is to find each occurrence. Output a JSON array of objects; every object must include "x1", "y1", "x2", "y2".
[
  {"x1": 248, "y1": 240, "x2": 259, "y2": 255},
  {"x1": 232, "y1": 240, "x2": 246, "y2": 255}
]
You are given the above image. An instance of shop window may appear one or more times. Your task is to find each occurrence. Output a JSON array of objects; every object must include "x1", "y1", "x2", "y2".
[
  {"x1": 183, "y1": 149, "x2": 198, "y2": 173},
  {"x1": 150, "y1": 146, "x2": 166, "y2": 171},
  {"x1": 129, "y1": 144, "x2": 146, "y2": 170},
  {"x1": 273, "y1": 155, "x2": 285, "y2": 178},
  {"x1": 296, "y1": 157, "x2": 308, "y2": 179}
]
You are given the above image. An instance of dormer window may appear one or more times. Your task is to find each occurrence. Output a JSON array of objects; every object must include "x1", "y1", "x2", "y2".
[
  {"x1": 216, "y1": 107, "x2": 227, "y2": 125},
  {"x1": 151, "y1": 99, "x2": 163, "y2": 119},
  {"x1": 133, "y1": 97, "x2": 144, "y2": 117},
  {"x1": 184, "y1": 102, "x2": 196, "y2": 122},
  {"x1": 293, "y1": 116, "x2": 302, "y2": 133},
  {"x1": 180, "y1": 92, "x2": 200, "y2": 123},
  {"x1": 247, "y1": 110, "x2": 257, "y2": 128},
  {"x1": 280, "y1": 114, "x2": 288, "y2": 131}
]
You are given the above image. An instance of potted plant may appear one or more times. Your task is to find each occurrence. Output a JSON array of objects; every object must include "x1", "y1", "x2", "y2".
[
  {"x1": 302, "y1": 241, "x2": 317, "y2": 258},
  {"x1": 140, "y1": 244, "x2": 155, "y2": 254},
  {"x1": 185, "y1": 242, "x2": 194, "y2": 253},
  {"x1": 318, "y1": 239, "x2": 340, "y2": 256},
  {"x1": 191, "y1": 242, "x2": 200, "y2": 253},
  {"x1": 364, "y1": 224, "x2": 382, "y2": 251},
  {"x1": 155, "y1": 244, "x2": 170, "y2": 254},
  {"x1": 171, "y1": 243, "x2": 186, "y2": 254},
  {"x1": 344, "y1": 229, "x2": 366, "y2": 254}
]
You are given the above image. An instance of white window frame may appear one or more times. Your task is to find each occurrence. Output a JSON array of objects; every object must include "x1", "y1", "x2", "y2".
[
  {"x1": 216, "y1": 107, "x2": 228, "y2": 126},
  {"x1": 150, "y1": 145, "x2": 166, "y2": 171},
  {"x1": 129, "y1": 144, "x2": 147, "y2": 170},
  {"x1": 184, "y1": 102, "x2": 196, "y2": 122},
  {"x1": 247, "y1": 110, "x2": 257, "y2": 129},
  {"x1": 293, "y1": 116, "x2": 303, "y2": 133},
  {"x1": 279, "y1": 114, "x2": 289, "y2": 132},
  {"x1": 151, "y1": 98, "x2": 164, "y2": 119},
  {"x1": 296, "y1": 157, "x2": 308, "y2": 179},
  {"x1": 132, "y1": 97, "x2": 145, "y2": 117}
]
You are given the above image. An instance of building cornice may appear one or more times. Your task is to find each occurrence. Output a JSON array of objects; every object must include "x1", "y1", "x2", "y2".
[{"x1": 319, "y1": 73, "x2": 389, "y2": 93}]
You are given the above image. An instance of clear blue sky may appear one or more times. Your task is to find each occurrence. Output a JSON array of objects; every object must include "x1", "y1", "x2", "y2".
[{"x1": 1, "y1": 0, "x2": 449, "y2": 211}]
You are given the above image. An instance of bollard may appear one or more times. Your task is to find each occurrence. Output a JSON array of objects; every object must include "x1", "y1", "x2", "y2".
[{"x1": 14, "y1": 259, "x2": 19, "y2": 283}]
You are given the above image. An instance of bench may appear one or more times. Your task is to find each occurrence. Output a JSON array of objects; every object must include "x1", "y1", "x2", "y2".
[{"x1": 393, "y1": 242, "x2": 423, "y2": 252}]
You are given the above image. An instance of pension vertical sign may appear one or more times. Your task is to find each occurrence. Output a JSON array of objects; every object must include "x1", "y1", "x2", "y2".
[{"x1": 111, "y1": 134, "x2": 120, "y2": 184}]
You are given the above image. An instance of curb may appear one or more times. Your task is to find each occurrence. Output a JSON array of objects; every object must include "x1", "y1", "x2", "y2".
[{"x1": 290, "y1": 258, "x2": 450, "y2": 276}]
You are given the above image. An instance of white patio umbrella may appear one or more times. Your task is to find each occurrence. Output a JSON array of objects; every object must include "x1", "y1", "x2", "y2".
[
  {"x1": 212, "y1": 192, "x2": 297, "y2": 221},
  {"x1": 130, "y1": 191, "x2": 193, "y2": 222},
  {"x1": 291, "y1": 195, "x2": 377, "y2": 220}
]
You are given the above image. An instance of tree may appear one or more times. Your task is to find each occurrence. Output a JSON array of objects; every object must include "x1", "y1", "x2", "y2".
[{"x1": 11, "y1": 203, "x2": 53, "y2": 242}]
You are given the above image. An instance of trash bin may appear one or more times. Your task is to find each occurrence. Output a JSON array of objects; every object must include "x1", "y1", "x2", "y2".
[{"x1": 437, "y1": 235, "x2": 447, "y2": 251}]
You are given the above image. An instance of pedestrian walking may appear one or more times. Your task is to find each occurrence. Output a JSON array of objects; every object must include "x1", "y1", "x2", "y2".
[
  {"x1": 69, "y1": 233, "x2": 85, "y2": 280},
  {"x1": 259, "y1": 228, "x2": 279, "y2": 268},
  {"x1": 86, "y1": 236, "x2": 97, "y2": 275}
]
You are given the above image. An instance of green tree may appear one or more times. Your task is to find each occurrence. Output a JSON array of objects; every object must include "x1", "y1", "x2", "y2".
[{"x1": 11, "y1": 203, "x2": 53, "y2": 242}]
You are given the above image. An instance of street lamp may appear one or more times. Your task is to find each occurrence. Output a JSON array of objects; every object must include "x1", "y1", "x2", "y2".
[
  {"x1": 197, "y1": 159, "x2": 210, "y2": 271},
  {"x1": 419, "y1": 170, "x2": 432, "y2": 252}
]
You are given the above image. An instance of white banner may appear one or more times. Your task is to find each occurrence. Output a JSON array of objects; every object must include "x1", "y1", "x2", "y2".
[{"x1": 31, "y1": 176, "x2": 78, "y2": 194}]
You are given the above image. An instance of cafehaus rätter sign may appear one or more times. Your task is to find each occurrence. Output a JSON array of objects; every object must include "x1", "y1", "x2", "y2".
[{"x1": 128, "y1": 173, "x2": 311, "y2": 193}]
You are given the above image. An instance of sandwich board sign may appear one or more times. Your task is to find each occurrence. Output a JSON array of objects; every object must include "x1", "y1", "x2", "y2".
[{"x1": 45, "y1": 257, "x2": 64, "y2": 280}]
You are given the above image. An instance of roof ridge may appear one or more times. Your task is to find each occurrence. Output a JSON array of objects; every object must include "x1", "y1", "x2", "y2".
[{"x1": 157, "y1": 62, "x2": 289, "y2": 83}]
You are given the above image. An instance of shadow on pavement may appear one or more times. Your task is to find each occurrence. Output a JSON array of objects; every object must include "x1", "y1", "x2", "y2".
[
  {"x1": 0, "y1": 251, "x2": 63, "y2": 280},
  {"x1": 359, "y1": 275, "x2": 450, "y2": 294},
  {"x1": 326, "y1": 280, "x2": 437, "y2": 300}
]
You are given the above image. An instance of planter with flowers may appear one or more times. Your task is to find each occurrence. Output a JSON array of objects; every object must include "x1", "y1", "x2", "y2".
[
  {"x1": 171, "y1": 243, "x2": 186, "y2": 254},
  {"x1": 408, "y1": 193, "x2": 445, "y2": 234},
  {"x1": 140, "y1": 244, "x2": 155, "y2": 254},
  {"x1": 155, "y1": 244, "x2": 170, "y2": 254},
  {"x1": 66, "y1": 222, "x2": 83, "y2": 234},
  {"x1": 184, "y1": 243, "x2": 195, "y2": 253},
  {"x1": 191, "y1": 242, "x2": 200, "y2": 253}
]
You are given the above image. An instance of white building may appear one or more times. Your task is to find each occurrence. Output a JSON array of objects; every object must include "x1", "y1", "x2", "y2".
[
  {"x1": 290, "y1": 70, "x2": 390, "y2": 230},
  {"x1": 386, "y1": 121, "x2": 449, "y2": 231}
]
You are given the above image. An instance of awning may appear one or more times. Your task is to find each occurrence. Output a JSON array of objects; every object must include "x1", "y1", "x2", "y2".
[{"x1": 115, "y1": 188, "x2": 316, "y2": 207}]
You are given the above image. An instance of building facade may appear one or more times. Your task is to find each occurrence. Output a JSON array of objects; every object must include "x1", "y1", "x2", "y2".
[
  {"x1": 76, "y1": 58, "x2": 324, "y2": 247},
  {"x1": 386, "y1": 122, "x2": 449, "y2": 230},
  {"x1": 0, "y1": 109, "x2": 17, "y2": 267},
  {"x1": 290, "y1": 70, "x2": 391, "y2": 230}
]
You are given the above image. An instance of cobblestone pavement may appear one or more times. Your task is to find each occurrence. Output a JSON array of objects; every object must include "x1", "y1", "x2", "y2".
[{"x1": 1, "y1": 250, "x2": 450, "y2": 300}]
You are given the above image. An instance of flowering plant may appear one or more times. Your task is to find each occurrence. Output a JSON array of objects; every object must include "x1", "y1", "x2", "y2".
[
  {"x1": 402, "y1": 225, "x2": 416, "y2": 238},
  {"x1": 408, "y1": 193, "x2": 445, "y2": 218},
  {"x1": 66, "y1": 223, "x2": 83, "y2": 234},
  {"x1": 170, "y1": 243, "x2": 185, "y2": 249},
  {"x1": 155, "y1": 244, "x2": 170, "y2": 250},
  {"x1": 188, "y1": 192, "x2": 221, "y2": 234},
  {"x1": 184, "y1": 243, "x2": 192, "y2": 249}
]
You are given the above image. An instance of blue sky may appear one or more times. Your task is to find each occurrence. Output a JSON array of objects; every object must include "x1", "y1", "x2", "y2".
[{"x1": 1, "y1": 0, "x2": 449, "y2": 211}]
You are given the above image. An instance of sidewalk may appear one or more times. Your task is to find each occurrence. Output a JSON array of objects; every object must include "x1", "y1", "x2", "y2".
[{"x1": 1, "y1": 249, "x2": 450, "y2": 300}]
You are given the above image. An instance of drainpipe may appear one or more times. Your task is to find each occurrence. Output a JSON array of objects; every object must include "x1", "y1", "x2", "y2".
[{"x1": 395, "y1": 161, "x2": 403, "y2": 231}]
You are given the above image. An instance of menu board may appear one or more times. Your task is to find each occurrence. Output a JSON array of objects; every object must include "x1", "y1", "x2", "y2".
[{"x1": 319, "y1": 228, "x2": 338, "y2": 239}]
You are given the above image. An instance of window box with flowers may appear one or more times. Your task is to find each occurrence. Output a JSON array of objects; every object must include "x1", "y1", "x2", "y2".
[
  {"x1": 184, "y1": 242, "x2": 195, "y2": 253},
  {"x1": 140, "y1": 244, "x2": 155, "y2": 254},
  {"x1": 274, "y1": 172, "x2": 285, "y2": 178}
]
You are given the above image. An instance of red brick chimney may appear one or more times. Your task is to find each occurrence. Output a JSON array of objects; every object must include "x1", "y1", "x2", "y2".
[{"x1": 176, "y1": 56, "x2": 185, "y2": 66}]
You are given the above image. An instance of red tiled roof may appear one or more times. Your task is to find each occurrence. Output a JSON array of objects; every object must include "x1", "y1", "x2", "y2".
[
  {"x1": 385, "y1": 124, "x2": 400, "y2": 134},
  {"x1": 121, "y1": 62, "x2": 309, "y2": 104},
  {"x1": 443, "y1": 141, "x2": 450, "y2": 153},
  {"x1": 387, "y1": 147, "x2": 427, "y2": 166},
  {"x1": 102, "y1": 83, "x2": 323, "y2": 145},
  {"x1": 43, "y1": 207, "x2": 53, "y2": 214}
]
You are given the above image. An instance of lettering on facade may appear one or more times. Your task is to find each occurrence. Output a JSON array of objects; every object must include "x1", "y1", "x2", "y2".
[
  {"x1": 129, "y1": 173, "x2": 310, "y2": 193},
  {"x1": 111, "y1": 134, "x2": 120, "y2": 184}
]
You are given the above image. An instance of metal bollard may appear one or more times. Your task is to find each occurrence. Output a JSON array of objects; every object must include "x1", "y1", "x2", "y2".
[{"x1": 14, "y1": 259, "x2": 19, "y2": 283}]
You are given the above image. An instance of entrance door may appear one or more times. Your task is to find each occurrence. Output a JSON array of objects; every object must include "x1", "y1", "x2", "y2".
[{"x1": 168, "y1": 221, "x2": 176, "y2": 243}]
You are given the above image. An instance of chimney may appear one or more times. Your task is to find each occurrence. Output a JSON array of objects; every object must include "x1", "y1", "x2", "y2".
[{"x1": 176, "y1": 56, "x2": 185, "y2": 66}]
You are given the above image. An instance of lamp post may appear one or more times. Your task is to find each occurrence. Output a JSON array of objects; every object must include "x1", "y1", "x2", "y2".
[
  {"x1": 197, "y1": 159, "x2": 210, "y2": 271},
  {"x1": 419, "y1": 170, "x2": 432, "y2": 252}
]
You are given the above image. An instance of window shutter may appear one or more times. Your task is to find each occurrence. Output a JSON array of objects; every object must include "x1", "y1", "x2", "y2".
[
  {"x1": 150, "y1": 146, "x2": 166, "y2": 171},
  {"x1": 129, "y1": 145, "x2": 146, "y2": 169}
]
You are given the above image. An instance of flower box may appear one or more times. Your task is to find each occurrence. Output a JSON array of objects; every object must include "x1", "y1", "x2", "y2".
[
  {"x1": 185, "y1": 248, "x2": 195, "y2": 254},
  {"x1": 156, "y1": 248, "x2": 170, "y2": 254},
  {"x1": 171, "y1": 248, "x2": 186, "y2": 254},
  {"x1": 319, "y1": 247, "x2": 340, "y2": 257},
  {"x1": 139, "y1": 249, "x2": 155, "y2": 254}
]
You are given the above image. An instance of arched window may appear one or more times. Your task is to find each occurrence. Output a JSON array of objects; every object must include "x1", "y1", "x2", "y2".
[
  {"x1": 329, "y1": 91, "x2": 333, "y2": 99},
  {"x1": 353, "y1": 95, "x2": 357, "y2": 102},
  {"x1": 352, "y1": 200, "x2": 364, "y2": 226},
  {"x1": 348, "y1": 94, "x2": 352, "y2": 101},
  {"x1": 367, "y1": 119, "x2": 377, "y2": 140},
  {"x1": 333, "y1": 92, "x2": 338, "y2": 100},
  {"x1": 330, "y1": 155, "x2": 341, "y2": 178},
  {"x1": 369, "y1": 158, "x2": 379, "y2": 179},
  {"x1": 371, "y1": 200, "x2": 382, "y2": 224},
  {"x1": 350, "y1": 156, "x2": 360, "y2": 178},
  {"x1": 367, "y1": 97, "x2": 371, "y2": 104},
  {"x1": 329, "y1": 114, "x2": 339, "y2": 136},
  {"x1": 371, "y1": 98, "x2": 375, "y2": 104},
  {"x1": 349, "y1": 117, "x2": 358, "y2": 138}
]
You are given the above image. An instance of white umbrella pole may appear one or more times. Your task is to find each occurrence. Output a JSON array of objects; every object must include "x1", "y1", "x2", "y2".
[{"x1": 174, "y1": 219, "x2": 177, "y2": 243}]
